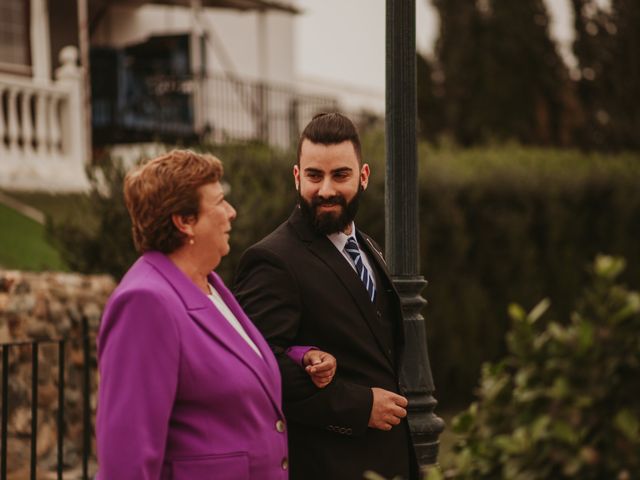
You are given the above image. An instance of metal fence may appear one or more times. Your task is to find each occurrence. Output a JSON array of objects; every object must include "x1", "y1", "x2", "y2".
[
  {"x1": 0, "y1": 318, "x2": 93, "y2": 480},
  {"x1": 92, "y1": 71, "x2": 339, "y2": 149},
  {"x1": 201, "y1": 74, "x2": 339, "y2": 148}
]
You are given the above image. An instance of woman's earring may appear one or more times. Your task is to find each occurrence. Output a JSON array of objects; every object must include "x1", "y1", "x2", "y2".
[{"x1": 189, "y1": 237, "x2": 195, "y2": 245}]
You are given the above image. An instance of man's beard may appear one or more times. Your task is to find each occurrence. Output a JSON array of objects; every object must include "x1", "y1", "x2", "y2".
[{"x1": 299, "y1": 185, "x2": 363, "y2": 235}]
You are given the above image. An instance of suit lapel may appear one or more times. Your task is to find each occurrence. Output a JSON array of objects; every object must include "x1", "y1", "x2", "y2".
[
  {"x1": 357, "y1": 232, "x2": 406, "y2": 349},
  {"x1": 208, "y1": 272, "x2": 281, "y2": 389},
  {"x1": 142, "y1": 252, "x2": 282, "y2": 415},
  {"x1": 288, "y1": 210, "x2": 395, "y2": 369}
]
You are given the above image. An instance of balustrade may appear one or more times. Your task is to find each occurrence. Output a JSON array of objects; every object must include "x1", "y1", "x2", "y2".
[{"x1": 0, "y1": 46, "x2": 88, "y2": 191}]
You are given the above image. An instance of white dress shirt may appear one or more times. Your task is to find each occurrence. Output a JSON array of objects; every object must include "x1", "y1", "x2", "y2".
[{"x1": 207, "y1": 283, "x2": 263, "y2": 358}]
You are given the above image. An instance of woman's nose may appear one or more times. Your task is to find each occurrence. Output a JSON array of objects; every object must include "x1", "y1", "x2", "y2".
[{"x1": 227, "y1": 202, "x2": 237, "y2": 220}]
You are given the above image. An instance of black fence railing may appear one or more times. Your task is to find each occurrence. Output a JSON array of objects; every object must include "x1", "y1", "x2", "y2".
[
  {"x1": 202, "y1": 74, "x2": 339, "y2": 148},
  {"x1": 92, "y1": 71, "x2": 339, "y2": 148},
  {"x1": 0, "y1": 318, "x2": 94, "y2": 480}
]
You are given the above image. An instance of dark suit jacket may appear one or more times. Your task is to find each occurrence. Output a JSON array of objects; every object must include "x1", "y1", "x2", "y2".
[{"x1": 233, "y1": 208, "x2": 416, "y2": 480}]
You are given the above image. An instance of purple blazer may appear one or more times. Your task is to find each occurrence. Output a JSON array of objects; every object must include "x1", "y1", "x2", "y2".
[{"x1": 96, "y1": 252, "x2": 289, "y2": 480}]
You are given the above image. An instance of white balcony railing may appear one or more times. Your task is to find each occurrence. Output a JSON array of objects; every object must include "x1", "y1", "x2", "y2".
[{"x1": 0, "y1": 46, "x2": 89, "y2": 192}]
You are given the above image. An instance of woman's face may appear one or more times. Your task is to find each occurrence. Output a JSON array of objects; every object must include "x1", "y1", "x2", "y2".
[{"x1": 192, "y1": 181, "x2": 236, "y2": 267}]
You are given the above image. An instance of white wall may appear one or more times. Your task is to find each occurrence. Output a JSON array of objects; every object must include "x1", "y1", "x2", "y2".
[{"x1": 91, "y1": 5, "x2": 295, "y2": 85}]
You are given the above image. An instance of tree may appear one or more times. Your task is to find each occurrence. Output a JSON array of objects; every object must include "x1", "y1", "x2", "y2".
[
  {"x1": 572, "y1": 0, "x2": 640, "y2": 150},
  {"x1": 427, "y1": 0, "x2": 577, "y2": 146},
  {"x1": 417, "y1": 52, "x2": 444, "y2": 142},
  {"x1": 431, "y1": 0, "x2": 485, "y2": 145}
]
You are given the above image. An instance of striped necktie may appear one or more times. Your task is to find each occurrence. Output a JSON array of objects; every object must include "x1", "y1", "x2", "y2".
[{"x1": 345, "y1": 237, "x2": 376, "y2": 302}]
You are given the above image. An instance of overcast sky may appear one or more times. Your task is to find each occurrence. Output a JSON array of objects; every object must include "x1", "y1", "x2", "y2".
[{"x1": 294, "y1": 0, "x2": 609, "y2": 92}]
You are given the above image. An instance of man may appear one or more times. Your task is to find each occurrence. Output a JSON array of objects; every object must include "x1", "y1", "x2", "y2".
[{"x1": 233, "y1": 113, "x2": 417, "y2": 480}]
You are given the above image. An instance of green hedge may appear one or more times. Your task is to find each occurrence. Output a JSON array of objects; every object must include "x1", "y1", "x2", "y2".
[{"x1": 49, "y1": 136, "x2": 640, "y2": 405}]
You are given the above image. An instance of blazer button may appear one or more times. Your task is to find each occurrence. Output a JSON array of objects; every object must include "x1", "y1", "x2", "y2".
[
  {"x1": 281, "y1": 457, "x2": 289, "y2": 470},
  {"x1": 276, "y1": 419, "x2": 285, "y2": 433}
]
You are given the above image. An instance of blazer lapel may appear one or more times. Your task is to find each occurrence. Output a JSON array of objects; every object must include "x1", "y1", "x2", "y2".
[
  {"x1": 288, "y1": 209, "x2": 395, "y2": 369},
  {"x1": 142, "y1": 252, "x2": 282, "y2": 415},
  {"x1": 209, "y1": 272, "x2": 281, "y2": 389}
]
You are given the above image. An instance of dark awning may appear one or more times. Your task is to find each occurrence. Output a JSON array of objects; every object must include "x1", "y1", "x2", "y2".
[{"x1": 90, "y1": 0, "x2": 299, "y2": 14}]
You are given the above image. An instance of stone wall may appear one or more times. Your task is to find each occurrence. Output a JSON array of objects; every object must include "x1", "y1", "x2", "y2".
[{"x1": 0, "y1": 270, "x2": 115, "y2": 479}]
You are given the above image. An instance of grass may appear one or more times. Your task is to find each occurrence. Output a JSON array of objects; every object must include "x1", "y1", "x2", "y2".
[
  {"x1": 0, "y1": 189, "x2": 97, "y2": 271},
  {"x1": 0, "y1": 203, "x2": 67, "y2": 271},
  {"x1": 4, "y1": 190, "x2": 96, "y2": 230}
]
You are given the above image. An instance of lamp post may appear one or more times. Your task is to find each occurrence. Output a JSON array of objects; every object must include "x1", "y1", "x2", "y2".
[{"x1": 385, "y1": 0, "x2": 445, "y2": 469}]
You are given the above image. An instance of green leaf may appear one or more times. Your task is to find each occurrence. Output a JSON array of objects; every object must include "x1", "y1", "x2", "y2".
[
  {"x1": 528, "y1": 298, "x2": 551, "y2": 324},
  {"x1": 614, "y1": 409, "x2": 640, "y2": 442},
  {"x1": 611, "y1": 292, "x2": 640, "y2": 324},
  {"x1": 548, "y1": 377, "x2": 570, "y2": 399},
  {"x1": 509, "y1": 303, "x2": 527, "y2": 322},
  {"x1": 594, "y1": 255, "x2": 626, "y2": 280},
  {"x1": 552, "y1": 420, "x2": 580, "y2": 445},
  {"x1": 531, "y1": 415, "x2": 551, "y2": 441},
  {"x1": 424, "y1": 467, "x2": 444, "y2": 480},
  {"x1": 577, "y1": 321, "x2": 594, "y2": 351},
  {"x1": 363, "y1": 471, "x2": 388, "y2": 480},
  {"x1": 452, "y1": 410, "x2": 475, "y2": 434}
]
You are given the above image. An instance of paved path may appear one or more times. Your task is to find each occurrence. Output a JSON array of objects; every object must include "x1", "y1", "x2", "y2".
[{"x1": 0, "y1": 191, "x2": 46, "y2": 224}]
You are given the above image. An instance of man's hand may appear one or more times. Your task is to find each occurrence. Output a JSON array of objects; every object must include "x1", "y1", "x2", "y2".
[
  {"x1": 303, "y1": 350, "x2": 337, "y2": 388},
  {"x1": 368, "y1": 387, "x2": 408, "y2": 431}
]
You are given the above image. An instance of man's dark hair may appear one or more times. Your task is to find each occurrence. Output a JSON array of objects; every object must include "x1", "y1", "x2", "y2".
[{"x1": 296, "y1": 112, "x2": 362, "y2": 164}]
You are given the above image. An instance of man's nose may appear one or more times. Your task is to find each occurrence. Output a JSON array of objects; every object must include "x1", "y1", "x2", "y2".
[{"x1": 317, "y1": 178, "x2": 336, "y2": 198}]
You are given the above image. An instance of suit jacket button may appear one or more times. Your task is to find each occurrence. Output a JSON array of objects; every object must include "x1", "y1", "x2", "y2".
[
  {"x1": 276, "y1": 419, "x2": 285, "y2": 433},
  {"x1": 281, "y1": 457, "x2": 289, "y2": 470}
]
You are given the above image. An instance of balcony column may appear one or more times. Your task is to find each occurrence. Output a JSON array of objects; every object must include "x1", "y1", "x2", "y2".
[
  {"x1": 31, "y1": 0, "x2": 51, "y2": 82},
  {"x1": 191, "y1": 0, "x2": 206, "y2": 134}
]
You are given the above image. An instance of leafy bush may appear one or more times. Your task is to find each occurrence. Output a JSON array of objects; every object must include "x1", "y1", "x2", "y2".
[
  {"x1": 47, "y1": 157, "x2": 137, "y2": 279},
  {"x1": 47, "y1": 144, "x2": 295, "y2": 281},
  {"x1": 441, "y1": 255, "x2": 640, "y2": 479},
  {"x1": 47, "y1": 137, "x2": 640, "y2": 406}
]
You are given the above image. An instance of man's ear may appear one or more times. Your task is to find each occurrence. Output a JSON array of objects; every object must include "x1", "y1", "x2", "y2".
[
  {"x1": 360, "y1": 163, "x2": 370, "y2": 190},
  {"x1": 293, "y1": 164, "x2": 300, "y2": 191},
  {"x1": 171, "y1": 213, "x2": 196, "y2": 237}
]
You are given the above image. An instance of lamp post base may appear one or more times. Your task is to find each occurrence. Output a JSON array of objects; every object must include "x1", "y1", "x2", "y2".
[{"x1": 394, "y1": 276, "x2": 446, "y2": 468}]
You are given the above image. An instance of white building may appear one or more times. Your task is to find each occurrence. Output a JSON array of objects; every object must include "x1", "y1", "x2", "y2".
[{"x1": 0, "y1": 0, "x2": 355, "y2": 192}]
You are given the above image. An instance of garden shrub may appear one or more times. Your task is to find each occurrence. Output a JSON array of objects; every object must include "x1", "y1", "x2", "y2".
[
  {"x1": 47, "y1": 136, "x2": 640, "y2": 405},
  {"x1": 440, "y1": 255, "x2": 640, "y2": 479}
]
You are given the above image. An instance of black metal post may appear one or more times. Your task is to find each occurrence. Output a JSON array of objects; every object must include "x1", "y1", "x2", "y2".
[
  {"x1": 385, "y1": 0, "x2": 445, "y2": 470},
  {"x1": 82, "y1": 317, "x2": 91, "y2": 480},
  {"x1": 30, "y1": 343, "x2": 39, "y2": 480},
  {"x1": 1, "y1": 346, "x2": 9, "y2": 480},
  {"x1": 57, "y1": 340, "x2": 65, "y2": 480}
]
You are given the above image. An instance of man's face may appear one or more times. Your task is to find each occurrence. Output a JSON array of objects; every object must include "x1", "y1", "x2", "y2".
[{"x1": 294, "y1": 139, "x2": 369, "y2": 235}]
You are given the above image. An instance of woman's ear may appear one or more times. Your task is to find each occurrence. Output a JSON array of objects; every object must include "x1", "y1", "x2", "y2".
[{"x1": 171, "y1": 213, "x2": 196, "y2": 238}]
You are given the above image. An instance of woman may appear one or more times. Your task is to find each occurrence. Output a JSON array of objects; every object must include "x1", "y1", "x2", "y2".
[{"x1": 96, "y1": 150, "x2": 335, "y2": 479}]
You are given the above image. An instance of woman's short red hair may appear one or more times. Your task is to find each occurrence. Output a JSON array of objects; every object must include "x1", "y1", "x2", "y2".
[{"x1": 124, "y1": 149, "x2": 223, "y2": 254}]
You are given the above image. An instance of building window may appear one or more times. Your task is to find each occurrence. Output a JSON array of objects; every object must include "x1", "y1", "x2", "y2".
[{"x1": 0, "y1": 0, "x2": 30, "y2": 74}]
